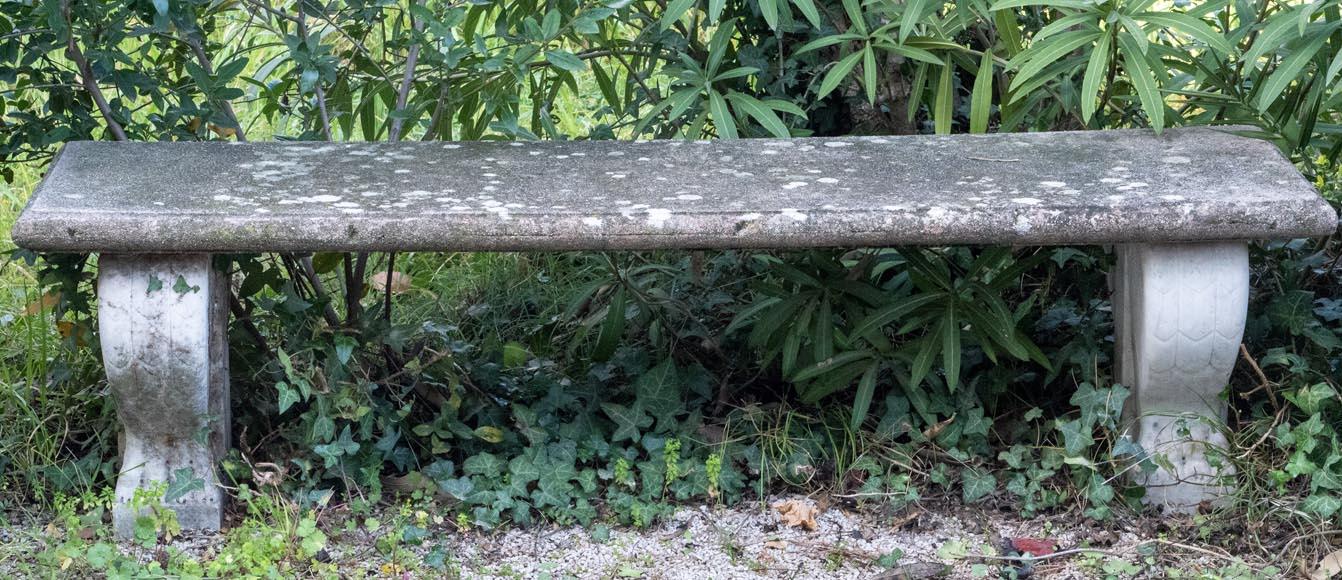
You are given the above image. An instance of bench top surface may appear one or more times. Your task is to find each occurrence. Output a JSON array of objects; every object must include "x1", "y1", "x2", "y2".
[{"x1": 12, "y1": 127, "x2": 1336, "y2": 252}]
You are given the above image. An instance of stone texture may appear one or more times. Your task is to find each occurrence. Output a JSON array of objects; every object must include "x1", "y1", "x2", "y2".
[
  {"x1": 12, "y1": 127, "x2": 1336, "y2": 253},
  {"x1": 98, "y1": 254, "x2": 229, "y2": 538},
  {"x1": 1114, "y1": 242, "x2": 1247, "y2": 512}
]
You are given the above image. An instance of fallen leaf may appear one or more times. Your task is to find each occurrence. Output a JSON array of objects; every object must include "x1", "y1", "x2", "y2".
[
  {"x1": 23, "y1": 291, "x2": 60, "y2": 316},
  {"x1": 773, "y1": 498, "x2": 819, "y2": 531},
  {"x1": 871, "y1": 561, "x2": 951, "y2": 579},
  {"x1": 1313, "y1": 549, "x2": 1342, "y2": 580},
  {"x1": 369, "y1": 271, "x2": 412, "y2": 294},
  {"x1": 922, "y1": 413, "x2": 956, "y2": 440},
  {"x1": 763, "y1": 539, "x2": 788, "y2": 550},
  {"x1": 1010, "y1": 537, "x2": 1057, "y2": 556}
]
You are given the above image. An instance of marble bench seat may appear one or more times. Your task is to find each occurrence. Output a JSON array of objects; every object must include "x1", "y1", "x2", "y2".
[{"x1": 11, "y1": 127, "x2": 1338, "y2": 538}]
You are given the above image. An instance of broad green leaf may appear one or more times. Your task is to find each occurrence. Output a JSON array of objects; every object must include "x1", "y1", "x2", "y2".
[
  {"x1": 1117, "y1": 15, "x2": 1148, "y2": 55},
  {"x1": 1256, "y1": 32, "x2": 1330, "y2": 113},
  {"x1": 165, "y1": 467, "x2": 205, "y2": 503},
  {"x1": 850, "y1": 363, "x2": 879, "y2": 431},
  {"x1": 759, "y1": 0, "x2": 779, "y2": 29},
  {"x1": 1243, "y1": 4, "x2": 1309, "y2": 64},
  {"x1": 635, "y1": 360, "x2": 682, "y2": 429},
  {"x1": 816, "y1": 50, "x2": 864, "y2": 101},
  {"x1": 792, "y1": 0, "x2": 822, "y2": 28},
  {"x1": 276, "y1": 381, "x2": 300, "y2": 413},
  {"x1": 593, "y1": 286, "x2": 625, "y2": 362},
  {"x1": 961, "y1": 468, "x2": 995, "y2": 503},
  {"x1": 942, "y1": 305, "x2": 961, "y2": 391},
  {"x1": 934, "y1": 62, "x2": 954, "y2": 134},
  {"x1": 791, "y1": 350, "x2": 874, "y2": 382},
  {"x1": 994, "y1": 9, "x2": 1023, "y2": 56},
  {"x1": 842, "y1": 0, "x2": 866, "y2": 35},
  {"x1": 970, "y1": 50, "x2": 994, "y2": 133},
  {"x1": 708, "y1": 0, "x2": 725, "y2": 22},
  {"x1": 863, "y1": 47, "x2": 877, "y2": 104},
  {"x1": 712, "y1": 66, "x2": 759, "y2": 82},
  {"x1": 1118, "y1": 34, "x2": 1165, "y2": 133},
  {"x1": 1034, "y1": 13, "x2": 1099, "y2": 43},
  {"x1": 659, "y1": 0, "x2": 697, "y2": 30},
  {"x1": 726, "y1": 91, "x2": 792, "y2": 138},
  {"x1": 1081, "y1": 30, "x2": 1112, "y2": 122},
  {"x1": 900, "y1": 0, "x2": 930, "y2": 43},
  {"x1": 544, "y1": 50, "x2": 586, "y2": 73},
  {"x1": 989, "y1": 0, "x2": 1091, "y2": 8},
  {"x1": 909, "y1": 320, "x2": 945, "y2": 388},
  {"x1": 1137, "y1": 12, "x2": 1235, "y2": 56},
  {"x1": 1008, "y1": 29, "x2": 1099, "y2": 92},
  {"x1": 708, "y1": 90, "x2": 737, "y2": 138},
  {"x1": 850, "y1": 291, "x2": 946, "y2": 341},
  {"x1": 795, "y1": 33, "x2": 866, "y2": 54},
  {"x1": 601, "y1": 402, "x2": 652, "y2": 442},
  {"x1": 881, "y1": 43, "x2": 945, "y2": 65}
]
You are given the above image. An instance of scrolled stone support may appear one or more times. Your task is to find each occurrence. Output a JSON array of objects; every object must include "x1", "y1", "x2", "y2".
[
  {"x1": 98, "y1": 254, "x2": 229, "y2": 538},
  {"x1": 1114, "y1": 242, "x2": 1248, "y2": 512}
]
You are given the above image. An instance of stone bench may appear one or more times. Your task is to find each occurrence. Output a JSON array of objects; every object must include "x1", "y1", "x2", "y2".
[{"x1": 12, "y1": 127, "x2": 1337, "y2": 537}]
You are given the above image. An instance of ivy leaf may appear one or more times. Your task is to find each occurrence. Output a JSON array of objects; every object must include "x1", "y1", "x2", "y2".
[
  {"x1": 438, "y1": 476, "x2": 474, "y2": 500},
  {"x1": 601, "y1": 402, "x2": 652, "y2": 442},
  {"x1": 464, "y1": 452, "x2": 505, "y2": 475},
  {"x1": 961, "y1": 467, "x2": 996, "y2": 503},
  {"x1": 276, "y1": 381, "x2": 300, "y2": 414},
  {"x1": 173, "y1": 274, "x2": 200, "y2": 295},
  {"x1": 165, "y1": 467, "x2": 205, "y2": 503},
  {"x1": 635, "y1": 360, "x2": 682, "y2": 430},
  {"x1": 1057, "y1": 418, "x2": 1094, "y2": 457}
]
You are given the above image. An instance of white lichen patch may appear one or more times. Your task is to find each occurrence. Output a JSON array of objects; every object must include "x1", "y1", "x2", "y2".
[
  {"x1": 823, "y1": 142, "x2": 852, "y2": 148},
  {"x1": 1162, "y1": 155, "x2": 1191, "y2": 164},
  {"x1": 817, "y1": 178, "x2": 839, "y2": 184},
  {"x1": 1012, "y1": 197, "x2": 1043, "y2": 205},
  {"x1": 583, "y1": 217, "x2": 604, "y2": 227},
  {"x1": 782, "y1": 182, "x2": 808, "y2": 190},
  {"x1": 646, "y1": 208, "x2": 672, "y2": 227},
  {"x1": 1038, "y1": 181, "x2": 1066, "y2": 188},
  {"x1": 781, "y1": 208, "x2": 807, "y2": 222}
]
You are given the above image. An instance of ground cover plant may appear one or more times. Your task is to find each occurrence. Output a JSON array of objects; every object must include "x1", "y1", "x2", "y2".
[{"x1": 0, "y1": 0, "x2": 1340, "y2": 576}]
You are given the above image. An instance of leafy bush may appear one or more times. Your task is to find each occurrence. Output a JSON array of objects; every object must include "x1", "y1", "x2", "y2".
[{"x1": 1, "y1": 0, "x2": 1340, "y2": 562}]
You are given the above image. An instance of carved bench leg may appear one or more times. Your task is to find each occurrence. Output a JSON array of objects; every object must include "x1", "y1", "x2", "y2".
[
  {"x1": 1114, "y1": 242, "x2": 1247, "y2": 513},
  {"x1": 98, "y1": 254, "x2": 229, "y2": 539}
]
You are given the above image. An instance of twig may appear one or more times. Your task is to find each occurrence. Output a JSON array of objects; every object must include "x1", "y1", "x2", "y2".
[
  {"x1": 182, "y1": 37, "x2": 248, "y2": 141},
  {"x1": 63, "y1": 22, "x2": 128, "y2": 141},
  {"x1": 388, "y1": 0, "x2": 424, "y2": 143},
  {"x1": 1238, "y1": 343, "x2": 1279, "y2": 409}
]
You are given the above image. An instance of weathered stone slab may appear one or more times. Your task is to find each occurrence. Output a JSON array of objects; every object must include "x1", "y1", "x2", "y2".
[{"x1": 12, "y1": 127, "x2": 1336, "y2": 253}]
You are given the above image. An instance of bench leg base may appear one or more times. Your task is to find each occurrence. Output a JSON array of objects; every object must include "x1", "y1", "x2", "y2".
[
  {"x1": 1114, "y1": 242, "x2": 1246, "y2": 513},
  {"x1": 98, "y1": 254, "x2": 229, "y2": 539}
]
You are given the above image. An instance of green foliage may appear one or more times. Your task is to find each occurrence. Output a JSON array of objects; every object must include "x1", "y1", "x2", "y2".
[{"x1": 0, "y1": 0, "x2": 1340, "y2": 566}]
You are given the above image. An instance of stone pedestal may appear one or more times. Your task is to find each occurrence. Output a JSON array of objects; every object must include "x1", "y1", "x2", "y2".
[
  {"x1": 98, "y1": 254, "x2": 229, "y2": 538},
  {"x1": 1114, "y1": 242, "x2": 1247, "y2": 512}
]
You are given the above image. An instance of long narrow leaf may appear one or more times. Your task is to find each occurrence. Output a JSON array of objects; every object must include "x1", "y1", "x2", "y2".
[
  {"x1": 1118, "y1": 34, "x2": 1165, "y2": 133},
  {"x1": 970, "y1": 50, "x2": 994, "y2": 133}
]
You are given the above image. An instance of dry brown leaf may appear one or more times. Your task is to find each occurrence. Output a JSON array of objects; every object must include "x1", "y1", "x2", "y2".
[
  {"x1": 922, "y1": 413, "x2": 956, "y2": 440},
  {"x1": 369, "y1": 271, "x2": 412, "y2": 294},
  {"x1": 1312, "y1": 549, "x2": 1342, "y2": 580},
  {"x1": 773, "y1": 499, "x2": 819, "y2": 531},
  {"x1": 763, "y1": 539, "x2": 788, "y2": 550},
  {"x1": 23, "y1": 291, "x2": 60, "y2": 316}
]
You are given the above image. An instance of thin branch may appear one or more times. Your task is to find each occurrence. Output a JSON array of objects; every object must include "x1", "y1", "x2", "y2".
[
  {"x1": 64, "y1": 34, "x2": 128, "y2": 141},
  {"x1": 388, "y1": 0, "x2": 425, "y2": 142},
  {"x1": 183, "y1": 37, "x2": 248, "y2": 141}
]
